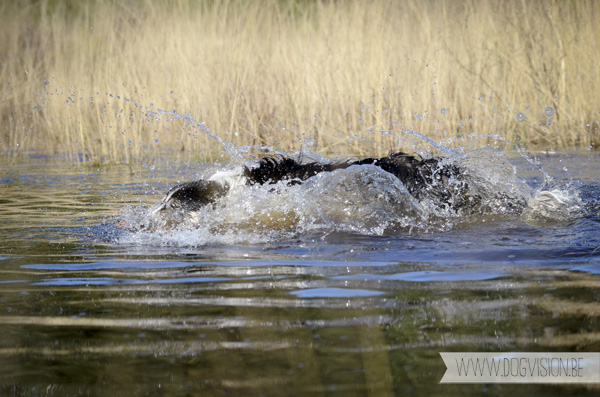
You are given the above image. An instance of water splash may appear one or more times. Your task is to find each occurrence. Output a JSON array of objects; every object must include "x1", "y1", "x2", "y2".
[
  {"x1": 116, "y1": 144, "x2": 585, "y2": 247},
  {"x1": 366, "y1": 126, "x2": 456, "y2": 156},
  {"x1": 153, "y1": 109, "x2": 245, "y2": 162},
  {"x1": 111, "y1": 114, "x2": 584, "y2": 246},
  {"x1": 523, "y1": 188, "x2": 583, "y2": 224}
]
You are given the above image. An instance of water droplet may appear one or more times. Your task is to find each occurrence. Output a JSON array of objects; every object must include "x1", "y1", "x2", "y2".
[
  {"x1": 478, "y1": 96, "x2": 482, "y2": 101},
  {"x1": 416, "y1": 113, "x2": 423, "y2": 121},
  {"x1": 546, "y1": 117, "x2": 552, "y2": 127},
  {"x1": 545, "y1": 106, "x2": 555, "y2": 117},
  {"x1": 516, "y1": 112, "x2": 526, "y2": 122},
  {"x1": 153, "y1": 139, "x2": 159, "y2": 144},
  {"x1": 440, "y1": 108, "x2": 448, "y2": 115}
]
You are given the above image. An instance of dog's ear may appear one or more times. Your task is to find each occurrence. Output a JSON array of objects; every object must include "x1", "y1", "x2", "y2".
[{"x1": 154, "y1": 180, "x2": 228, "y2": 213}]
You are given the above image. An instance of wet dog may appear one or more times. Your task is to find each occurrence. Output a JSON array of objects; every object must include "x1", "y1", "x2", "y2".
[{"x1": 153, "y1": 152, "x2": 473, "y2": 215}]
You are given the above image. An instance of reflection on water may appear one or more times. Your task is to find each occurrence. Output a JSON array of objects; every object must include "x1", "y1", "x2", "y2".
[{"x1": 0, "y1": 152, "x2": 599, "y2": 396}]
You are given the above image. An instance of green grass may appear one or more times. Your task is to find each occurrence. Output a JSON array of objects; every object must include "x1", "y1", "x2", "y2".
[{"x1": 1, "y1": 0, "x2": 599, "y2": 163}]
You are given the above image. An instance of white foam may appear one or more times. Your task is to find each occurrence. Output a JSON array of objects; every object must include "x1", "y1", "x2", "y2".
[{"x1": 523, "y1": 188, "x2": 582, "y2": 224}]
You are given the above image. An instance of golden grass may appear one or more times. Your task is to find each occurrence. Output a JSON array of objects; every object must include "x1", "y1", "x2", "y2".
[{"x1": 1, "y1": 0, "x2": 599, "y2": 163}]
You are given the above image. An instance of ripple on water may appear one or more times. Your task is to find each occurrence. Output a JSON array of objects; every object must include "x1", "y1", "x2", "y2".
[
  {"x1": 570, "y1": 264, "x2": 600, "y2": 275},
  {"x1": 289, "y1": 287, "x2": 385, "y2": 298},
  {"x1": 334, "y1": 270, "x2": 506, "y2": 282}
]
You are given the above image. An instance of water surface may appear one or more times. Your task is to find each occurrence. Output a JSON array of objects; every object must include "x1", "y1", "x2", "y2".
[{"x1": 1, "y1": 151, "x2": 599, "y2": 396}]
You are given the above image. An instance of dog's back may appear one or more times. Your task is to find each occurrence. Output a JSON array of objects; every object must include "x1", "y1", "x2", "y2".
[
  {"x1": 154, "y1": 152, "x2": 470, "y2": 216},
  {"x1": 245, "y1": 156, "x2": 352, "y2": 185}
]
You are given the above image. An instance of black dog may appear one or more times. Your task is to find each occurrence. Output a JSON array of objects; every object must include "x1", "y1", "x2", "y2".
[{"x1": 153, "y1": 152, "x2": 473, "y2": 215}]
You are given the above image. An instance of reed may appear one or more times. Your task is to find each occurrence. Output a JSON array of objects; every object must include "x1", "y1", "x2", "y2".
[{"x1": 1, "y1": 0, "x2": 599, "y2": 163}]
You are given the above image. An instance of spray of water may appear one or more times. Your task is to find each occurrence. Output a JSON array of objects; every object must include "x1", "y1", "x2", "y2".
[{"x1": 116, "y1": 113, "x2": 583, "y2": 246}]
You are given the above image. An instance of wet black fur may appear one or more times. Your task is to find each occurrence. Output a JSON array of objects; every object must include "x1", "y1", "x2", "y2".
[
  {"x1": 157, "y1": 152, "x2": 470, "y2": 213},
  {"x1": 246, "y1": 152, "x2": 470, "y2": 206},
  {"x1": 161, "y1": 180, "x2": 229, "y2": 212},
  {"x1": 244, "y1": 156, "x2": 351, "y2": 185}
]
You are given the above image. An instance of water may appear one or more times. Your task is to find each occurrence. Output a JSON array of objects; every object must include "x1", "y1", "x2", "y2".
[{"x1": 1, "y1": 150, "x2": 599, "y2": 396}]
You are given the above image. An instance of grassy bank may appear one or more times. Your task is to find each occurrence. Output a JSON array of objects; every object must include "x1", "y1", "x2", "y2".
[{"x1": 1, "y1": 0, "x2": 599, "y2": 163}]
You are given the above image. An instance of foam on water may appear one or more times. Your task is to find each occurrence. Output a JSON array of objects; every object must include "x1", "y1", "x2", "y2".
[{"x1": 523, "y1": 188, "x2": 583, "y2": 224}]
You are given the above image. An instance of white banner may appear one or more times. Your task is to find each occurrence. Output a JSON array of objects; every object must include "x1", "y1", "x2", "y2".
[{"x1": 440, "y1": 352, "x2": 600, "y2": 383}]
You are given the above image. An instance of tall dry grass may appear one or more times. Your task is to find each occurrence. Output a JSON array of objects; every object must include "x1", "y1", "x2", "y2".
[{"x1": 1, "y1": 0, "x2": 599, "y2": 163}]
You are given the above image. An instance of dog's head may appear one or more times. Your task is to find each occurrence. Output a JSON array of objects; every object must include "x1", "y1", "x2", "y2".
[{"x1": 153, "y1": 180, "x2": 229, "y2": 214}]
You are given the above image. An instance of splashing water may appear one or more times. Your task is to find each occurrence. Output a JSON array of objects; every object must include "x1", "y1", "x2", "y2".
[
  {"x1": 117, "y1": 145, "x2": 583, "y2": 247},
  {"x1": 523, "y1": 188, "x2": 583, "y2": 224},
  {"x1": 110, "y1": 110, "x2": 584, "y2": 246},
  {"x1": 111, "y1": 110, "x2": 583, "y2": 246}
]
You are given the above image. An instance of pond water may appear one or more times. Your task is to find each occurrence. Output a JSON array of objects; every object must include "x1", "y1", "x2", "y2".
[{"x1": 1, "y1": 149, "x2": 599, "y2": 396}]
